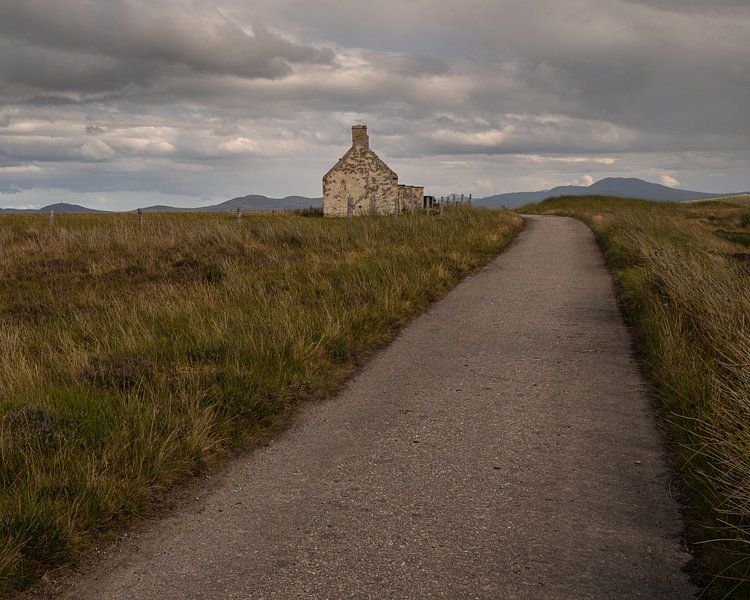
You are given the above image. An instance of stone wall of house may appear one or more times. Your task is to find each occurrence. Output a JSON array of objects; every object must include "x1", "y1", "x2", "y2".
[
  {"x1": 398, "y1": 185, "x2": 425, "y2": 212},
  {"x1": 323, "y1": 125, "x2": 424, "y2": 217},
  {"x1": 323, "y1": 148, "x2": 399, "y2": 216}
]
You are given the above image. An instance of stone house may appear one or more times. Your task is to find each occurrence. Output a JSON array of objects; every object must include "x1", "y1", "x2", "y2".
[{"x1": 323, "y1": 125, "x2": 424, "y2": 217}]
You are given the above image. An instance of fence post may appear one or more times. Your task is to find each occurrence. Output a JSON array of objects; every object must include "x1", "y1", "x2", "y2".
[
  {"x1": 468, "y1": 193, "x2": 472, "y2": 207},
  {"x1": 49, "y1": 209, "x2": 55, "y2": 225},
  {"x1": 236, "y1": 207, "x2": 242, "y2": 222},
  {"x1": 137, "y1": 208, "x2": 143, "y2": 228}
]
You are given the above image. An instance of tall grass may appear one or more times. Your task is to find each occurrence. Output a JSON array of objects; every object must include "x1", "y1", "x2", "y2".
[
  {"x1": 524, "y1": 197, "x2": 750, "y2": 598},
  {"x1": 0, "y1": 208, "x2": 522, "y2": 594}
]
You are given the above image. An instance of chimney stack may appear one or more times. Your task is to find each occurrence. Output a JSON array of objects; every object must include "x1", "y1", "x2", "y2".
[{"x1": 352, "y1": 125, "x2": 369, "y2": 150}]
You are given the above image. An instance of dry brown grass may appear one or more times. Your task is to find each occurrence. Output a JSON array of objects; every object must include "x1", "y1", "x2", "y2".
[{"x1": 0, "y1": 208, "x2": 523, "y2": 594}]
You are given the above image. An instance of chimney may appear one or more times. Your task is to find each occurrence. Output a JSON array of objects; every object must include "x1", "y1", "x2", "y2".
[{"x1": 352, "y1": 125, "x2": 369, "y2": 150}]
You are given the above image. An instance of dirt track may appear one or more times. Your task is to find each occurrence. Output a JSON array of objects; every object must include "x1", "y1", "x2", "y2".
[{"x1": 51, "y1": 215, "x2": 695, "y2": 599}]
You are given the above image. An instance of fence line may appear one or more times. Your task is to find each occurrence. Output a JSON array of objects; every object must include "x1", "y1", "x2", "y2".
[{"x1": 438, "y1": 193, "x2": 473, "y2": 206}]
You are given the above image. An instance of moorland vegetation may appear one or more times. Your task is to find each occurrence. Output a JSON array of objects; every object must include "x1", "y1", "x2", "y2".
[{"x1": 0, "y1": 207, "x2": 522, "y2": 593}]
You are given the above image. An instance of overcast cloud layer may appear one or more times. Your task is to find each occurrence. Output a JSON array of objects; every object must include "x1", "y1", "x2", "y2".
[{"x1": 1, "y1": 0, "x2": 748, "y2": 209}]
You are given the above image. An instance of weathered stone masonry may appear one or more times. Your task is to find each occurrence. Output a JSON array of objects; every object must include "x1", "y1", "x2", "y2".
[
  {"x1": 398, "y1": 185, "x2": 424, "y2": 212},
  {"x1": 323, "y1": 125, "x2": 424, "y2": 217}
]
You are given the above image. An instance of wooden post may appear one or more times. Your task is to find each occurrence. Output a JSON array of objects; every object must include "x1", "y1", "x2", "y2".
[
  {"x1": 439, "y1": 196, "x2": 444, "y2": 217},
  {"x1": 49, "y1": 209, "x2": 54, "y2": 225},
  {"x1": 468, "y1": 193, "x2": 472, "y2": 207},
  {"x1": 137, "y1": 208, "x2": 143, "y2": 227},
  {"x1": 236, "y1": 207, "x2": 241, "y2": 222},
  {"x1": 461, "y1": 193, "x2": 464, "y2": 205}
]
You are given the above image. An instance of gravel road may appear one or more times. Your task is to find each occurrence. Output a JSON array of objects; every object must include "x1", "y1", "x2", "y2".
[{"x1": 54, "y1": 215, "x2": 695, "y2": 599}]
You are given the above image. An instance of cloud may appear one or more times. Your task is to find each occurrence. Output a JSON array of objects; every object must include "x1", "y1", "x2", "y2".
[
  {"x1": 659, "y1": 174, "x2": 680, "y2": 187},
  {"x1": 217, "y1": 137, "x2": 258, "y2": 154},
  {"x1": 6, "y1": 203, "x2": 41, "y2": 209},
  {"x1": 75, "y1": 140, "x2": 116, "y2": 161},
  {"x1": 0, "y1": 0, "x2": 335, "y2": 100},
  {"x1": 0, "y1": 164, "x2": 41, "y2": 173},
  {"x1": 368, "y1": 53, "x2": 451, "y2": 78},
  {"x1": 522, "y1": 155, "x2": 617, "y2": 165},
  {"x1": 414, "y1": 114, "x2": 643, "y2": 156},
  {"x1": 621, "y1": 0, "x2": 750, "y2": 13},
  {"x1": 0, "y1": 0, "x2": 748, "y2": 209}
]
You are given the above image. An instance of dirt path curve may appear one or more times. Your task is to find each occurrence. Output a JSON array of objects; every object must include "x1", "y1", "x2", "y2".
[{"x1": 56, "y1": 215, "x2": 695, "y2": 599}]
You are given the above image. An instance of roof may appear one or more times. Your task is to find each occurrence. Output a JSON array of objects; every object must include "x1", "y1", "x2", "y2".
[{"x1": 323, "y1": 146, "x2": 398, "y2": 181}]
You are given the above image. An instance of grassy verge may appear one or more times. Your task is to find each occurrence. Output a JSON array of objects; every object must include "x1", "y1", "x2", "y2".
[
  {"x1": 523, "y1": 196, "x2": 750, "y2": 598},
  {"x1": 0, "y1": 207, "x2": 522, "y2": 594}
]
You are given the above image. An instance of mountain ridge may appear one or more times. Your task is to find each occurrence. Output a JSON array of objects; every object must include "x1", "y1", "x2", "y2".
[
  {"x1": 0, "y1": 195, "x2": 322, "y2": 214},
  {"x1": 475, "y1": 177, "x2": 747, "y2": 208},
  {"x1": 2, "y1": 179, "x2": 747, "y2": 213}
]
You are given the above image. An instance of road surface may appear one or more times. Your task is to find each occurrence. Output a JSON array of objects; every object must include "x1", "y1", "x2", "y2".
[{"x1": 52, "y1": 215, "x2": 695, "y2": 599}]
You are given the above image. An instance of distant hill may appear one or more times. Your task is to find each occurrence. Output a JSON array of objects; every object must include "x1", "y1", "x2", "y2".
[
  {"x1": 140, "y1": 195, "x2": 321, "y2": 213},
  {"x1": 4, "y1": 181, "x2": 747, "y2": 213},
  {"x1": 0, "y1": 202, "x2": 105, "y2": 214},
  {"x1": 475, "y1": 178, "x2": 747, "y2": 208},
  {"x1": 0, "y1": 195, "x2": 322, "y2": 214}
]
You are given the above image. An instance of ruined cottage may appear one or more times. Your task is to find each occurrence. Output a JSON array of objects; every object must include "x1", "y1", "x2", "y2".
[{"x1": 323, "y1": 125, "x2": 424, "y2": 217}]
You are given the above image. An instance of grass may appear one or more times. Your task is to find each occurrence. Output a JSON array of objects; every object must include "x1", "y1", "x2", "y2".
[
  {"x1": 0, "y1": 207, "x2": 523, "y2": 594},
  {"x1": 523, "y1": 196, "x2": 750, "y2": 598}
]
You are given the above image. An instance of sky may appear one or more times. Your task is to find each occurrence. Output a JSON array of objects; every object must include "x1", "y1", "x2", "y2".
[{"x1": 0, "y1": 0, "x2": 748, "y2": 210}]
